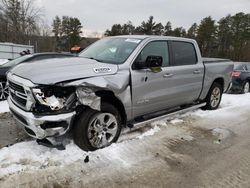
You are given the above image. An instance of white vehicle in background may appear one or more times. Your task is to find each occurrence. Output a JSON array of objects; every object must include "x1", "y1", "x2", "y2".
[
  {"x1": 0, "y1": 59, "x2": 8, "y2": 65},
  {"x1": 0, "y1": 42, "x2": 34, "y2": 60}
]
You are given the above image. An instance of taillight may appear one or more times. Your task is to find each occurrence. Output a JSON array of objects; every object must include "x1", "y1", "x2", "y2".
[{"x1": 231, "y1": 71, "x2": 241, "y2": 77}]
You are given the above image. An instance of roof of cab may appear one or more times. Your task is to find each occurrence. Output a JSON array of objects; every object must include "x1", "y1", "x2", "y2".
[{"x1": 111, "y1": 35, "x2": 196, "y2": 43}]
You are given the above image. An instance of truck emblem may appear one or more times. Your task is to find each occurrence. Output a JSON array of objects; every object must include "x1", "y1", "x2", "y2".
[{"x1": 94, "y1": 67, "x2": 112, "y2": 73}]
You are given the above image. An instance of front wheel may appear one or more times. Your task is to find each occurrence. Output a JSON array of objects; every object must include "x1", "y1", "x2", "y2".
[
  {"x1": 202, "y1": 83, "x2": 223, "y2": 110},
  {"x1": 0, "y1": 80, "x2": 9, "y2": 101},
  {"x1": 74, "y1": 103, "x2": 122, "y2": 151}
]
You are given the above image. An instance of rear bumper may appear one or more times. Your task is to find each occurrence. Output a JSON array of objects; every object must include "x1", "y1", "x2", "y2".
[{"x1": 8, "y1": 97, "x2": 76, "y2": 139}]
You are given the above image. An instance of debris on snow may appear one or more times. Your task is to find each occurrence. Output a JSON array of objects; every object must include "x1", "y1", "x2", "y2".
[{"x1": 84, "y1": 155, "x2": 89, "y2": 163}]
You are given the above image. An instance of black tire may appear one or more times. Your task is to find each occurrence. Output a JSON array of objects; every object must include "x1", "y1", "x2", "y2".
[
  {"x1": 241, "y1": 81, "x2": 250, "y2": 94},
  {"x1": 202, "y1": 82, "x2": 223, "y2": 110},
  {"x1": 74, "y1": 103, "x2": 122, "y2": 151}
]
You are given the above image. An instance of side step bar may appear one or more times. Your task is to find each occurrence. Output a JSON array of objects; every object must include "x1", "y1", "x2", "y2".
[{"x1": 123, "y1": 103, "x2": 206, "y2": 134}]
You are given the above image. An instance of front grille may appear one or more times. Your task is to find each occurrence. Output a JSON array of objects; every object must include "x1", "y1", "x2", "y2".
[
  {"x1": 10, "y1": 92, "x2": 26, "y2": 106},
  {"x1": 9, "y1": 80, "x2": 27, "y2": 109},
  {"x1": 9, "y1": 81, "x2": 25, "y2": 93}
]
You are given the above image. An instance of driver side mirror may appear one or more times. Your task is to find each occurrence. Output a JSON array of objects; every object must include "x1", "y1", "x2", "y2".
[
  {"x1": 145, "y1": 55, "x2": 163, "y2": 68},
  {"x1": 133, "y1": 55, "x2": 163, "y2": 70}
]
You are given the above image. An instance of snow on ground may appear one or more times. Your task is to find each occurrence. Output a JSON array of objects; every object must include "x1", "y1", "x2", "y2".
[
  {"x1": 1, "y1": 93, "x2": 250, "y2": 178},
  {"x1": 212, "y1": 127, "x2": 233, "y2": 140},
  {"x1": 0, "y1": 101, "x2": 9, "y2": 113},
  {"x1": 0, "y1": 141, "x2": 87, "y2": 178},
  {"x1": 137, "y1": 126, "x2": 160, "y2": 139},
  {"x1": 191, "y1": 93, "x2": 250, "y2": 118}
]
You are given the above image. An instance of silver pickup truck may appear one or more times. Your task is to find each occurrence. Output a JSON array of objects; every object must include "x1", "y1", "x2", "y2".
[{"x1": 7, "y1": 36, "x2": 233, "y2": 151}]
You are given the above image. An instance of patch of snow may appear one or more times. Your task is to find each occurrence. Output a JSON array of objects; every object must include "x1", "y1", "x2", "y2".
[
  {"x1": 212, "y1": 128, "x2": 233, "y2": 140},
  {"x1": 192, "y1": 93, "x2": 250, "y2": 118},
  {"x1": 220, "y1": 93, "x2": 250, "y2": 108},
  {"x1": 1, "y1": 93, "x2": 250, "y2": 178},
  {"x1": 137, "y1": 126, "x2": 160, "y2": 139},
  {"x1": 0, "y1": 139, "x2": 138, "y2": 178},
  {"x1": 170, "y1": 118, "x2": 184, "y2": 124},
  {"x1": 151, "y1": 120, "x2": 168, "y2": 126},
  {"x1": 0, "y1": 141, "x2": 88, "y2": 178},
  {"x1": 0, "y1": 101, "x2": 9, "y2": 113}
]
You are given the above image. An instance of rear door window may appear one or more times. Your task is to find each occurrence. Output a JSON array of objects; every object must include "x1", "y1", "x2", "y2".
[
  {"x1": 171, "y1": 41, "x2": 197, "y2": 66},
  {"x1": 234, "y1": 64, "x2": 245, "y2": 70}
]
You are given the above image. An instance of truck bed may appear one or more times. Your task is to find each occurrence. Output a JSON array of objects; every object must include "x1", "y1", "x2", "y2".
[
  {"x1": 199, "y1": 58, "x2": 233, "y2": 100},
  {"x1": 203, "y1": 57, "x2": 231, "y2": 63}
]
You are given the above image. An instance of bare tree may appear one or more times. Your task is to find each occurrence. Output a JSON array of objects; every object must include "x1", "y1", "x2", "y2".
[{"x1": 0, "y1": 0, "x2": 43, "y2": 43}]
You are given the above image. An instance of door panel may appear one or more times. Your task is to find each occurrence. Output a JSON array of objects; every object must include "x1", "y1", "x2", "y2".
[
  {"x1": 131, "y1": 40, "x2": 204, "y2": 118},
  {"x1": 131, "y1": 64, "x2": 203, "y2": 118},
  {"x1": 131, "y1": 68, "x2": 176, "y2": 117},
  {"x1": 131, "y1": 40, "x2": 171, "y2": 117}
]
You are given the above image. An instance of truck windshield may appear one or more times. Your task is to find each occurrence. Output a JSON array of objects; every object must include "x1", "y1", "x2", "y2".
[{"x1": 79, "y1": 38, "x2": 142, "y2": 64}]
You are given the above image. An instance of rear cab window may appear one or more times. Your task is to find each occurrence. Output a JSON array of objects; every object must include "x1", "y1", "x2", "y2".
[{"x1": 171, "y1": 41, "x2": 197, "y2": 66}]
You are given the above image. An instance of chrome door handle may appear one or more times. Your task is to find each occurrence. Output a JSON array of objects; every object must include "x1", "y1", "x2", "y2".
[
  {"x1": 163, "y1": 73, "x2": 174, "y2": 78},
  {"x1": 193, "y1": 70, "x2": 201, "y2": 74}
]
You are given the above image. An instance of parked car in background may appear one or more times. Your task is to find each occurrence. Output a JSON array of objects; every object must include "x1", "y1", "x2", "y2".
[
  {"x1": 0, "y1": 52, "x2": 74, "y2": 100},
  {"x1": 230, "y1": 62, "x2": 250, "y2": 94}
]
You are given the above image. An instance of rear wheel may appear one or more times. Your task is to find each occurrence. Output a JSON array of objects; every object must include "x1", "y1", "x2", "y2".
[
  {"x1": 74, "y1": 103, "x2": 122, "y2": 151},
  {"x1": 202, "y1": 82, "x2": 223, "y2": 110},
  {"x1": 242, "y1": 81, "x2": 250, "y2": 94},
  {"x1": 0, "y1": 80, "x2": 8, "y2": 101}
]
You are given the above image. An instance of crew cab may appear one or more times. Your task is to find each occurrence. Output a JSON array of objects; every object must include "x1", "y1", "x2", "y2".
[{"x1": 7, "y1": 36, "x2": 233, "y2": 151}]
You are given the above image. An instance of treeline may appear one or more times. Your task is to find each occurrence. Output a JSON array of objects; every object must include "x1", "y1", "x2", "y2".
[
  {"x1": 0, "y1": 0, "x2": 249, "y2": 61},
  {"x1": 105, "y1": 14, "x2": 250, "y2": 61},
  {"x1": 52, "y1": 16, "x2": 82, "y2": 51},
  {"x1": 0, "y1": 0, "x2": 83, "y2": 52}
]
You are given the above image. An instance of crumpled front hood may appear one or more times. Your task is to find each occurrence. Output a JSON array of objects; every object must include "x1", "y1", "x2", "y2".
[{"x1": 9, "y1": 57, "x2": 118, "y2": 85}]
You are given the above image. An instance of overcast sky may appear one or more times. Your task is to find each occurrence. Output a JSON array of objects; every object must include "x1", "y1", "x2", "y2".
[{"x1": 36, "y1": 0, "x2": 250, "y2": 34}]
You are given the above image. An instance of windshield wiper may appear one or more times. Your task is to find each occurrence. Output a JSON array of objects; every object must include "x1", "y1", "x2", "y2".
[{"x1": 85, "y1": 57, "x2": 103, "y2": 63}]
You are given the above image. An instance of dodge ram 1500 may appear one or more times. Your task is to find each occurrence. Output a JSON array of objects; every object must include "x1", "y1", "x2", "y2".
[{"x1": 7, "y1": 36, "x2": 233, "y2": 151}]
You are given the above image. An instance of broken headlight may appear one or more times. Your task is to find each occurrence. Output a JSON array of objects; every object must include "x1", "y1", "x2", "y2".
[{"x1": 32, "y1": 86, "x2": 76, "y2": 111}]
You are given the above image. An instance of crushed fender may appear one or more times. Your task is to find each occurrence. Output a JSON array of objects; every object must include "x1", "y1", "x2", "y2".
[{"x1": 76, "y1": 87, "x2": 101, "y2": 111}]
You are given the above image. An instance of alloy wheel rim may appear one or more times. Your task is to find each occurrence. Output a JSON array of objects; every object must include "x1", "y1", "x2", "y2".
[
  {"x1": 87, "y1": 113, "x2": 118, "y2": 148},
  {"x1": 244, "y1": 82, "x2": 249, "y2": 93},
  {"x1": 210, "y1": 87, "x2": 221, "y2": 108},
  {"x1": 0, "y1": 81, "x2": 9, "y2": 100}
]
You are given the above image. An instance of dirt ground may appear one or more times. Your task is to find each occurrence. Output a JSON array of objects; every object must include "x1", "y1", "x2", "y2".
[
  {"x1": 1, "y1": 105, "x2": 250, "y2": 188},
  {"x1": 0, "y1": 113, "x2": 30, "y2": 148}
]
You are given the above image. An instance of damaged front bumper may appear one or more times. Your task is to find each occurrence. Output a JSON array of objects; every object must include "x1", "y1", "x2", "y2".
[{"x1": 8, "y1": 97, "x2": 76, "y2": 139}]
